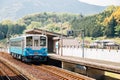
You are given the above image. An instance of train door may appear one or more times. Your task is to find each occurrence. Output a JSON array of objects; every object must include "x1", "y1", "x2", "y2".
[
  {"x1": 33, "y1": 36, "x2": 40, "y2": 50},
  {"x1": 22, "y1": 39, "x2": 24, "y2": 55}
]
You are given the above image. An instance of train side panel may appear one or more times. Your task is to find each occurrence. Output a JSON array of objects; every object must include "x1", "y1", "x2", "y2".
[
  {"x1": 9, "y1": 37, "x2": 24, "y2": 59},
  {"x1": 10, "y1": 46, "x2": 23, "y2": 55}
]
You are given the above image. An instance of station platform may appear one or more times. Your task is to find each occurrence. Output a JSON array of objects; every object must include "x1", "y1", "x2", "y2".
[{"x1": 48, "y1": 54, "x2": 120, "y2": 74}]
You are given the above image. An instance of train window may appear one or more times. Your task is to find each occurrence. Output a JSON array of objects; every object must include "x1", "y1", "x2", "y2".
[
  {"x1": 11, "y1": 41, "x2": 13, "y2": 46},
  {"x1": 40, "y1": 36, "x2": 46, "y2": 46},
  {"x1": 26, "y1": 36, "x2": 32, "y2": 46},
  {"x1": 10, "y1": 41, "x2": 21, "y2": 47}
]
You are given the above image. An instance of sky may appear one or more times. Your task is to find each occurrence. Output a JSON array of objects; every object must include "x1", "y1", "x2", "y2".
[{"x1": 78, "y1": 0, "x2": 120, "y2": 6}]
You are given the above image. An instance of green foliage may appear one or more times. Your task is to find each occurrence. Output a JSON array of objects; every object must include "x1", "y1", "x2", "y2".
[
  {"x1": 71, "y1": 6, "x2": 120, "y2": 38},
  {"x1": 115, "y1": 25, "x2": 120, "y2": 37},
  {"x1": 26, "y1": 21, "x2": 42, "y2": 30},
  {"x1": 0, "y1": 12, "x2": 80, "y2": 40},
  {"x1": 0, "y1": 20, "x2": 26, "y2": 40},
  {"x1": 104, "y1": 17, "x2": 117, "y2": 37},
  {"x1": 71, "y1": 14, "x2": 104, "y2": 37},
  {"x1": 46, "y1": 23, "x2": 60, "y2": 32},
  {"x1": 21, "y1": 12, "x2": 81, "y2": 33},
  {"x1": 21, "y1": 12, "x2": 80, "y2": 26}
]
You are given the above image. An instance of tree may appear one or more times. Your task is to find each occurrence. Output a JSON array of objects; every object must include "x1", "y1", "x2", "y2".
[
  {"x1": 0, "y1": 20, "x2": 26, "y2": 40},
  {"x1": 26, "y1": 21, "x2": 42, "y2": 30},
  {"x1": 1, "y1": 20, "x2": 14, "y2": 39},
  {"x1": 91, "y1": 25, "x2": 103, "y2": 37},
  {"x1": 46, "y1": 23, "x2": 60, "y2": 32},
  {"x1": 104, "y1": 17, "x2": 117, "y2": 37},
  {"x1": 115, "y1": 25, "x2": 120, "y2": 37},
  {"x1": 0, "y1": 23, "x2": 7, "y2": 39}
]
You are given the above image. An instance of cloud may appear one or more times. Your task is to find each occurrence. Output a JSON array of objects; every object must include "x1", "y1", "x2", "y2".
[{"x1": 78, "y1": 0, "x2": 120, "y2": 6}]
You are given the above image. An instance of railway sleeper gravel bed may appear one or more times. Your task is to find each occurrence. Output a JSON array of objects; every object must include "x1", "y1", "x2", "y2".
[
  {"x1": 0, "y1": 52, "x2": 94, "y2": 80},
  {"x1": 0, "y1": 56, "x2": 36, "y2": 80},
  {"x1": 0, "y1": 59, "x2": 29, "y2": 80},
  {"x1": 34, "y1": 65, "x2": 94, "y2": 80}
]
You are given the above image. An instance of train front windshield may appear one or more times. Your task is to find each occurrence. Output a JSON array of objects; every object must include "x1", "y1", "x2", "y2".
[{"x1": 26, "y1": 36, "x2": 46, "y2": 49}]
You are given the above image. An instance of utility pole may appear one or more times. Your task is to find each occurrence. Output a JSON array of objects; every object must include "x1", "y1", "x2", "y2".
[
  {"x1": 60, "y1": 23, "x2": 63, "y2": 56},
  {"x1": 81, "y1": 29, "x2": 84, "y2": 58}
]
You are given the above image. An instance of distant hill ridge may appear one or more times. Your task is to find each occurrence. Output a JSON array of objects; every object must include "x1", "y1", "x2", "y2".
[{"x1": 0, "y1": 0, "x2": 106, "y2": 21}]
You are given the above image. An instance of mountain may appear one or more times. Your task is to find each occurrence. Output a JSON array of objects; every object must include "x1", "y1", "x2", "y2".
[{"x1": 0, "y1": 0, "x2": 106, "y2": 21}]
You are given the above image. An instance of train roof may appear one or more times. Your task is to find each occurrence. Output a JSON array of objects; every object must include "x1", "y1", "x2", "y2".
[{"x1": 10, "y1": 34, "x2": 47, "y2": 41}]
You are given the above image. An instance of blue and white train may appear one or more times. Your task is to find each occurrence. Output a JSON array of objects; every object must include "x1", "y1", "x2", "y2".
[{"x1": 9, "y1": 34, "x2": 47, "y2": 62}]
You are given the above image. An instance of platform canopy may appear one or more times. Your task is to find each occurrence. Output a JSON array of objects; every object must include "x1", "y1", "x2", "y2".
[{"x1": 25, "y1": 28, "x2": 67, "y2": 37}]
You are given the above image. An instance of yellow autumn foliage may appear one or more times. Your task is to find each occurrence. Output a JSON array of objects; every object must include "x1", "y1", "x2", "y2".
[{"x1": 104, "y1": 7, "x2": 120, "y2": 25}]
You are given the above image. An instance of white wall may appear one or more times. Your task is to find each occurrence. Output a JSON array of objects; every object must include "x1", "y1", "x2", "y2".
[
  {"x1": 61, "y1": 47, "x2": 120, "y2": 63},
  {"x1": 0, "y1": 48, "x2": 8, "y2": 53}
]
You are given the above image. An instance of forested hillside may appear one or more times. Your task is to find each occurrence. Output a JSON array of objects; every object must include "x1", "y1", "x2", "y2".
[
  {"x1": 71, "y1": 6, "x2": 120, "y2": 37},
  {"x1": 20, "y1": 12, "x2": 82, "y2": 33},
  {"x1": 0, "y1": 20, "x2": 25, "y2": 39},
  {"x1": 0, "y1": 6, "x2": 120, "y2": 40}
]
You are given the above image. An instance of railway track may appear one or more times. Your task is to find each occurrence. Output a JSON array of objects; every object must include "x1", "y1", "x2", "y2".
[
  {"x1": 0, "y1": 60, "x2": 29, "y2": 80},
  {"x1": 33, "y1": 64, "x2": 93, "y2": 80},
  {"x1": 0, "y1": 52, "x2": 94, "y2": 80}
]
